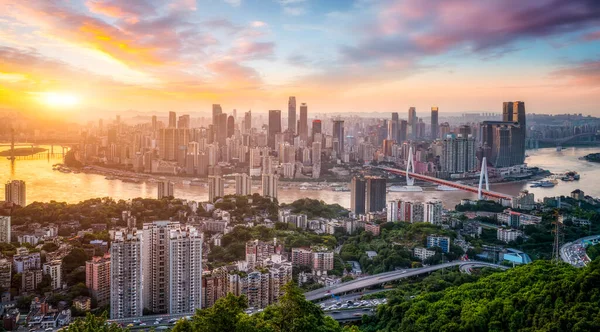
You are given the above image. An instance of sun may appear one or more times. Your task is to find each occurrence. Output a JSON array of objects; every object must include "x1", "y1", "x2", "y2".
[{"x1": 39, "y1": 92, "x2": 81, "y2": 107}]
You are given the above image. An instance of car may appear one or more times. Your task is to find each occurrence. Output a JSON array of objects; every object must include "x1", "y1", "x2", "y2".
[
  {"x1": 168, "y1": 318, "x2": 178, "y2": 323},
  {"x1": 154, "y1": 321, "x2": 161, "y2": 325},
  {"x1": 133, "y1": 319, "x2": 141, "y2": 324},
  {"x1": 156, "y1": 317, "x2": 164, "y2": 321},
  {"x1": 353, "y1": 313, "x2": 362, "y2": 317},
  {"x1": 127, "y1": 323, "x2": 134, "y2": 327},
  {"x1": 139, "y1": 323, "x2": 147, "y2": 326},
  {"x1": 363, "y1": 308, "x2": 371, "y2": 311},
  {"x1": 332, "y1": 311, "x2": 340, "y2": 314}
]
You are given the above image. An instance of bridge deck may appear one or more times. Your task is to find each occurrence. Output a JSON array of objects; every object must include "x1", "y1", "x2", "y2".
[{"x1": 379, "y1": 166, "x2": 513, "y2": 200}]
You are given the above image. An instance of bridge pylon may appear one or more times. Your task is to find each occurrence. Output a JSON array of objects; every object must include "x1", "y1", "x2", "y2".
[
  {"x1": 406, "y1": 146, "x2": 415, "y2": 186},
  {"x1": 478, "y1": 157, "x2": 489, "y2": 200}
]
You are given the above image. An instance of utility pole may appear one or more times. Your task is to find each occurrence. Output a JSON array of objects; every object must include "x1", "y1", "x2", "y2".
[{"x1": 552, "y1": 209, "x2": 563, "y2": 263}]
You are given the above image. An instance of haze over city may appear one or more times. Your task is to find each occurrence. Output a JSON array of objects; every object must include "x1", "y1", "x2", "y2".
[{"x1": 0, "y1": 0, "x2": 599, "y2": 118}]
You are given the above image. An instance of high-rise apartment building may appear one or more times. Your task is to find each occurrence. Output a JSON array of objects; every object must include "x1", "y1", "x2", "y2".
[
  {"x1": 424, "y1": 200, "x2": 443, "y2": 225},
  {"x1": 0, "y1": 259, "x2": 10, "y2": 292},
  {"x1": 291, "y1": 248, "x2": 312, "y2": 266},
  {"x1": 288, "y1": 97, "x2": 296, "y2": 134},
  {"x1": 0, "y1": 216, "x2": 10, "y2": 243},
  {"x1": 399, "y1": 120, "x2": 408, "y2": 142},
  {"x1": 408, "y1": 107, "x2": 417, "y2": 139},
  {"x1": 235, "y1": 173, "x2": 252, "y2": 196},
  {"x1": 110, "y1": 228, "x2": 143, "y2": 319},
  {"x1": 142, "y1": 221, "x2": 179, "y2": 314},
  {"x1": 216, "y1": 113, "x2": 228, "y2": 146},
  {"x1": 212, "y1": 104, "x2": 222, "y2": 127},
  {"x1": 168, "y1": 111, "x2": 177, "y2": 128},
  {"x1": 299, "y1": 103, "x2": 308, "y2": 142},
  {"x1": 261, "y1": 173, "x2": 278, "y2": 200},
  {"x1": 227, "y1": 115, "x2": 235, "y2": 138},
  {"x1": 431, "y1": 107, "x2": 439, "y2": 140},
  {"x1": 244, "y1": 110, "x2": 252, "y2": 134},
  {"x1": 268, "y1": 110, "x2": 282, "y2": 149},
  {"x1": 5, "y1": 180, "x2": 26, "y2": 206},
  {"x1": 311, "y1": 119, "x2": 321, "y2": 143},
  {"x1": 387, "y1": 200, "x2": 399, "y2": 222},
  {"x1": 168, "y1": 226, "x2": 203, "y2": 314},
  {"x1": 178, "y1": 114, "x2": 190, "y2": 129},
  {"x1": 312, "y1": 250, "x2": 334, "y2": 273},
  {"x1": 208, "y1": 175, "x2": 224, "y2": 202},
  {"x1": 366, "y1": 176, "x2": 386, "y2": 213},
  {"x1": 440, "y1": 135, "x2": 477, "y2": 174},
  {"x1": 157, "y1": 181, "x2": 174, "y2": 199},
  {"x1": 350, "y1": 177, "x2": 366, "y2": 215},
  {"x1": 43, "y1": 260, "x2": 62, "y2": 290},
  {"x1": 480, "y1": 101, "x2": 526, "y2": 168},
  {"x1": 86, "y1": 253, "x2": 111, "y2": 307}
]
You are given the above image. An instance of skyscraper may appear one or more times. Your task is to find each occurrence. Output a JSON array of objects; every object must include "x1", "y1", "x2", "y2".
[
  {"x1": 268, "y1": 110, "x2": 282, "y2": 149},
  {"x1": 311, "y1": 119, "x2": 322, "y2": 143},
  {"x1": 332, "y1": 119, "x2": 344, "y2": 155},
  {"x1": 216, "y1": 113, "x2": 228, "y2": 146},
  {"x1": 212, "y1": 104, "x2": 222, "y2": 127},
  {"x1": 440, "y1": 135, "x2": 477, "y2": 174},
  {"x1": 350, "y1": 177, "x2": 366, "y2": 215},
  {"x1": 208, "y1": 175, "x2": 224, "y2": 202},
  {"x1": 5, "y1": 180, "x2": 26, "y2": 206},
  {"x1": 431, "y1": 107, "x2": 439, "y2": 140},
  {"x1": 481, "y1": 101, "x2": 527, "y2": 168},
  {"x1": 178, "y1": 114, "x2": 190, "y2": 129},
  {"x1": 366, "y1": 176, "x2": 386, "y2": 213},
  {"x1": 151, "y1": 115, "x2": 157, "y2": 132},
  {"x1": 398, "y1": 120, "x2": 408, "y2": 142},
  {"x1": 168, "y1": 226, "x2": 203, "y2": 313},
  {"x1": 262, "y1": 173, "x2": 279, "y2": 200},
  {"x1": 244, "y1": 110, "x2": 252, "y2": 134},
  {"x1": 299, "y1": 103, "x2": 308, "y2": 142},
  {"x1": 157, "y1": 181, "x2": 174, "y2": 199},
  {"x1": 227, "y1": 115, "x2": 235, "y2": 138},
  {"x1": 169, "y1": 111, "x2": 177, "y2": 128},
  {"x1": 408, "y1": 107, "x2": 417, "y2": 139},
  {"x1": 110, "y1": 228, "x2": 143, "y2": 319},
  {"x1": 288, "y1": 97, "x2": 296, "y2": 134}
]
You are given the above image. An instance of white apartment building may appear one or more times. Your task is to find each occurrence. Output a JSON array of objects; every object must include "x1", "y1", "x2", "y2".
[
  {"x1": 43, "y1": 260, "x2": 62, "y2": 290},
  {"x1": 110, "y1": 229, "x2": 143, "y2": 319},
  {"x1": 413, "y1": 247, "x2": 436, "y2": 261},
  {"x1": 208, "y1": 175, "x2": 224, "y2": 202},
  {"x1": 261, "y1": 173, "x2": 279, "y2": 200},
  {"x1": 497, "y1": 228, "x2": 523, "y2": 243},
  {"x1": 235, "y1": 173, "x2": 252, "y2": 196},
  {"x1": 387, "y1": 200, "x2": 399, "y2": 222},
  {"x1": 168, "y1": 227, "x2": 203, "y2": 314},
  {"x1": 424, "y1": 200, "x2": 443, "y2": 225}
]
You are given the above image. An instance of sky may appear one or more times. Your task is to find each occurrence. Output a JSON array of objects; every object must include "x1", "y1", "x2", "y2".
[{"x1": 0, "y1": 0, "x2": 599, "y2": 118}]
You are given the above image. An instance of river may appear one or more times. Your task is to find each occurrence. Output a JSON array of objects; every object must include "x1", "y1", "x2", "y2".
[{"x1": 1, "y1": 146, "x2": 598, "y2": 209}]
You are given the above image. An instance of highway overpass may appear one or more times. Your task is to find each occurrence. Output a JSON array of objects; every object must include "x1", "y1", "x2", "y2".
[
  {"x1": 305, "y1": 261, "x2": 508, "y2": 302},
  {"x1": 560, "y1": 235, "x2": 600, "y2": 268}
]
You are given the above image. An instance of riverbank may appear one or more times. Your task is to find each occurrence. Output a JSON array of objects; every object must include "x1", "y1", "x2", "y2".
[{"x1": 0, "y1": 147, "x2": 48, "y2": 157}]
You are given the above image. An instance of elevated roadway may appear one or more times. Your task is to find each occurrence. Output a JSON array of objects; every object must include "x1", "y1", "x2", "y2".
[
  {"x1": 560, "y1": 235, "x2": 600, "y2": 268},
  {"x1": 305, "y1": 261, "x2": 508, "y2": 302}
]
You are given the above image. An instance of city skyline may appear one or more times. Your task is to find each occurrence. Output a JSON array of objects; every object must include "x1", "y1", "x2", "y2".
[{"x1": 0, "y1": 0, "x2": 599, "y2": 119}]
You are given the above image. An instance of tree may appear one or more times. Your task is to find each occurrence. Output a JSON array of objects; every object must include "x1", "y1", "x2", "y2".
[
  {"x1": 63, "y1": 248, "x2": 90, "y2": 275},
  {"x1": 185, "y1": 293, "x2": 248, "y2": 332},
  {"x1": 61, "y1": 313, "x2": 124, "y2": 332}
]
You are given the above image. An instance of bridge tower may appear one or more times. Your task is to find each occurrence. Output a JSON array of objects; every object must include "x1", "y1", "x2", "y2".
[
  {"x1": 406, "y1": 146, "x2": 415, "y2": 186},
  {"x1": 477, "y1": 157, "x2": 489, "y2": 200}
]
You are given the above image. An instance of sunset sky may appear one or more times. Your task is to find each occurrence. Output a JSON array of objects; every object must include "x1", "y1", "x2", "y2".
[{"x1": 0, "y1": 0, "x2": 599, "y2": 117}]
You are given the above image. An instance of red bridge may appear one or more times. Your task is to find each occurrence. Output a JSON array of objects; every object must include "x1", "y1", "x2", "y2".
[{"x1": 379, "y1": 166, "x2": 514, "y2": 201}]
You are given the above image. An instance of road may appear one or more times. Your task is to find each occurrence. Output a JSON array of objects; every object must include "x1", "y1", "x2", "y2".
[
  {"x1": 326, "y1": 308, "x2": 375, "y2": 322},
  {"x1": 560, "y1": 235, "x2": 600, "y2": 268},
  {"x1": 305, "y1": 261, "x2": 508, "y2": 301}
]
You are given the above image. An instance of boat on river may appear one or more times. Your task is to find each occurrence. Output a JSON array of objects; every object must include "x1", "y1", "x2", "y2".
[{"x1": 388, "y1": 185, "x2": 423, "y2": 192}]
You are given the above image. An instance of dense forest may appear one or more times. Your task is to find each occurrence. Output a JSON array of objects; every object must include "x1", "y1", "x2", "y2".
[{"x1": 362, "y1": 260, "x2": 600, "y2": 332}]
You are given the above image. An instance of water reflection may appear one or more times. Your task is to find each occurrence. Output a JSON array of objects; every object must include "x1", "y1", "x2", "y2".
[{"x1": 1, "y1": 146, "x2": 598, "y2": 208}]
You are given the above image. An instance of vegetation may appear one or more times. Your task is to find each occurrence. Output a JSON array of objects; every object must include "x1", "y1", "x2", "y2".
[
  {"x1": 0, "y1": 147, "x2": 47, "y2": 156},
  {"x1": 281, "y1": 198, "x2": 349, "y2": 219},
  {"x1": 10, "y1": 197, "x2": 191, "y2": 227},
  {"x1": 362, "y1": 260, "x2": 600, "y2": 332},
  {"x1": 455, "y1": 200, "x2": 505, "y2": 213},
  {"x1": 588, "y1": 243, "x2": 600, "y2": 261},
  {"x1": 339, "y1": 223, "x2": 461, "y2": 274},
  {"x1": 213, "y1": 194, "x2": 279, "y2": 221},
  {"x1": 60, "y1": 313, "x2": 124, "y2": 332}
]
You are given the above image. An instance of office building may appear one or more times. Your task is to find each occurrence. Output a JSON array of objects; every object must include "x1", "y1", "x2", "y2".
[
  {"x1": 216, "y1": 113, "x2": 228, "y2": 146},
  {"x1": 110, "y1": 229, "x2": 143, "y2": 319},
  {"x1": 43, "y1": 260, "x2": 62, "y2": 290},
  {"x1": 244, "y1": 110, "x2": 252, "y2": 134},
  {"x1": 235, "y1": 173, "x2": 252, "y2": 196},
  {"x1": 480, "y1": 101, "x2": 526, "y2": 168},
  {"x1": 288, "y1": 97, "x2": 296, "y2": 133},
  {"x1": 178, "y1": 114, "x2": 190, "y2": 129},
  {"x1": 366, "y1": 176, "x2": 386, "y2": 213},
  {"x1": 5, "y1": 180, "x2": 26, "y2": 206},
  {"x1": 157, "y1": 181, "x2": 174, "y2": 199},
  {"x1": 86, "y1": 254, "x2": 111, "y2": 307},
  {"x1": 299, "y1": 103, "x2": 308, "y2": 142},
  {"x1": 208, "y1": 175, "x2": 224, "y2": 202},
  {"x1": 311, "y1": 119, "x2": 321, "y2": 142},
  {"x1": 212, "y1": 104, "x2": 222, "y2": 127},
  {"x1": 431, "y1": 107, "x2": 439, "y2": 139},
  {"x1": 261, "y1": 173, "x2": 279, "y2": 200},
  {"x1": 332, "y1": 119, "x2": 344, "y2": 155},
  {"x1": 227, "y1": 115, "x2": 235, "y2": 138},
  {"x1": 268, "y1": 110, "x2": 282, "y2": 149},
  {"x1": 398, "y1": 120, "x2": 408, "y2": 142},
  {"x1": 408, "y1": 107, "x2": 417, "y2": 139},
  {"x1": 0, "y1": 216, "x2": 10, "y2": 243},
  {"x1": 426, "y1": 236, "x2": 450, "y2": 253},
  {"x1": 350, "y1": 177, "x2": 366, "y2": 215}
]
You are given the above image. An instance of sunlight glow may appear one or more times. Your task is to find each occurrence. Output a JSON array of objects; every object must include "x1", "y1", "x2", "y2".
[{"x1": 39, "y1": 92, "x2": 81, "y2": 107}]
